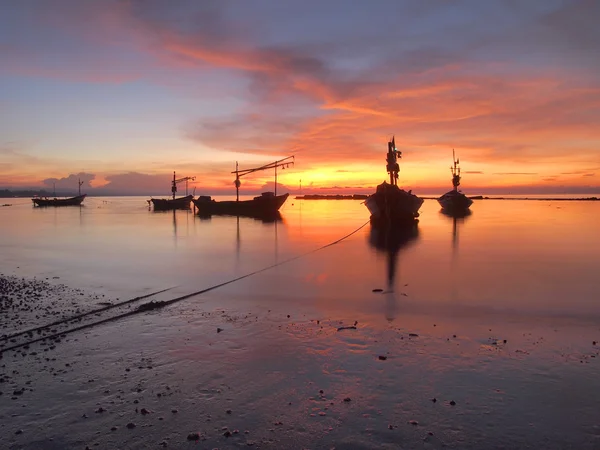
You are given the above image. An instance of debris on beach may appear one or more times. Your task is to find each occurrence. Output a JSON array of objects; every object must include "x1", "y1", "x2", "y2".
[
  {"x1": 337, "y1": 326, "x2": 357, "y2": 331},
  {"x1": 136, "y1": 300, "x2": 167, "y2": 311},
  {"x1": 187, "y1": 432, "x2": 201, "y2": 441},
  {"x1": 372, "y1": 288, "x2": 383, "y2": 293},
  {"x1": 378, "y1": 355, "x2": 387, "y2": 360}
]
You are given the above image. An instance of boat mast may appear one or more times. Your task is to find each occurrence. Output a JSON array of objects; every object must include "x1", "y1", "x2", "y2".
[
  {"x1": 235, "y1": 161, "x2": 240, "y2": 201},
  {"x1": 451, "y1": 149, "x2": 461, "y2": 191},
  {"x1": 78, "y1": 178, "x2": 83, "y2": 196},
  {"x1": 231, "y1": 156, "x2": 295, "y2": 201},
  {"x1": 172, "y1": 171, "x2": 196, "y2": 199},
  {"x1": 386, "y1": 136, "x2": 401, "y2": 186},
  {"x1": 172, "y1": 172, "x2": 176, "y2": 200}
]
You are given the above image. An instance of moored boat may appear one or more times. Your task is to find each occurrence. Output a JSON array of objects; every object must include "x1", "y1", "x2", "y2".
[
  {"x1": 32, "y1": 194, "x2": 86, "y2": 207},
  {"x1": 32, "y1": 179, "x2": 86, "y2": 207},
  {"x1": 150, "y1": 194, "x2": 194, "y2": 211},
  {"x1": 193, "y1": 156, "x2": 294, "y2": 218},
  {"x1": 365, "y1": 137, "x2": 423, "y2": 225},
  {"x1": 437, "y1": 150, "x2": 472, "y2": 213},
  {"x1": 192, "y1": 192, "x2": 289, "y2": 218},
  {"x1": 148, "y1": 171, "x2": 195, "y2": 211}
]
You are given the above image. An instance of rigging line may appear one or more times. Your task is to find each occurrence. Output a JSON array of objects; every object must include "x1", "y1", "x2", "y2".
[
  {"x1": 0, "y1": 220, "x2": 370, "y2": 354},
  {"x1": 0, "y1": 287, "x2": 175, "y2": 342}
]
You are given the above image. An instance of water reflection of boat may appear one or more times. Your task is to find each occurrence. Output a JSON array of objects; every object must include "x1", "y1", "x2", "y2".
[
  {"x1": 149, "y1": 171, "x2": 195, "y2": 211},
  {"x1": 440, "y1": 208, "x2": 471, "y2": 252},
  {"x1": 196, "y1": 208, "x2": 284, "y2": 223},
  {"x1": 369, "y1": 223, "x2": 420, "y2": 287},
  {"x1": 365, "y1": 137, "x2": 423, "y2": 225},
  {"x1": 368, "y1": 223, "x2": 420, "y2": 322},
  {"x1": 32, "y1": 179, "x2": 86, "y2": 207},
  {"x1": 438, "y1": 150, "x2": 473, "y2": 213}
]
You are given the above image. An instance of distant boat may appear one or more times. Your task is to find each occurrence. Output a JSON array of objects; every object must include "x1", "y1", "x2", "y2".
[
  {"x1": 149, "y1": 171, "x2": 195, "y2": 211},
  {"x1": 32, "y1": 179, "x2": 86, "y2": 207},
  {"x1": 32, "y1": 194, "x2": 86, "y2": 207},
  {"x1": 365, "y1": 137, "x2": 423, "y2": 225},
  {"x1": 437, "y1": 150, "x2": 473, "y2": 213},
  {"x1": 192, "y1": 192, "x2": 289, "y2": 218},
  {"x1": 149, "y1": 195, "x2": 194, "y2": 211},
  {"x1": 192, "y1": 156, "x2": 294, "y2": 218}
]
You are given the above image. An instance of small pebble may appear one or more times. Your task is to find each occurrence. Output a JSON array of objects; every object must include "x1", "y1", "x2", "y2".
[
  {"x1": 450, "y1": 400, "x2": 456, "y2": 406},
  {"x1": 378, "y1": 355, "x2": 387, "y2": 361},
  {"x1": 187, "y1": 432, "x2": 200, "y2": 441},
  {"x1": 126, "y1": 422, "x2": 136, "y2": 429}
]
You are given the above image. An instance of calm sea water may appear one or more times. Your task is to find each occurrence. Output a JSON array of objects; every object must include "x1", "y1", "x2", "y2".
[{"x1": 1, "y1": 195, "x2": 599, "y2": 320}]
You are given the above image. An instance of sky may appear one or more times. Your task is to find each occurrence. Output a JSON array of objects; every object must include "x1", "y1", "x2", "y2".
[{"x1": 1, "y1": 0, "x2": 599, "y2": 195}]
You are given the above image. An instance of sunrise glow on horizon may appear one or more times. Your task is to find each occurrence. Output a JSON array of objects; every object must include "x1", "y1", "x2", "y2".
[{"x1": 1, "y1": 1, "x2": 599, "y2": 195}]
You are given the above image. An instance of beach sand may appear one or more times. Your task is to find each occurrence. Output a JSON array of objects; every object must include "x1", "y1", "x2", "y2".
[{"x1": 2, "y1": 273, "x2": 599, "y2": 450}]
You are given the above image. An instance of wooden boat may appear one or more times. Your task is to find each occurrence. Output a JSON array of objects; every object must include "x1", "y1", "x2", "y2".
[
  {"x1": 32, "y1": 194, "x2": 86, "y2": 207},
  {"x1": 193, "y1": 156, "x2": 294, "y2": 218},
  {"x1": 149, "y1": 194, "x2": 193, "y2": 211},
  {"x1": 32, "y1": 179, "x2": 86, "y2": 207},
  {"x1": 365, "y1": 137, "x2": 423, "y2": 225},
  {"x1": 192, "y1": 192, "x2": 289, "y2": 217},
  {"x1": 148, "y1": 171, "x2": 195, "y2": 211},
  {"x1": 437, "y1": 150, "x2": 473, "y2": 213}
]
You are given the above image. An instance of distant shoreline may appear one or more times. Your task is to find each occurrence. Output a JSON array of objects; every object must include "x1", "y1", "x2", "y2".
[{"x1": 295, "y1": 194, "x2": 599, "y2": 201}]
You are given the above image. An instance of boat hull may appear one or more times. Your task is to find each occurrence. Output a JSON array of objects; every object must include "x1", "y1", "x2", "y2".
[
  {"x1": 365, "y1": 183, "x2": 423, "y2": 226},
  {"x1": 192, "y1": 193, "x2": 289, "y2": 218},
  {"x1": 437, "y1": 190, "x2": 473, "y2": 212},
  {"x1": 32, "y1": 194, "x2": 86, "y2": 207},
  {"x1": 150, "y1": 195, "x2": 193, "y2": 211}
]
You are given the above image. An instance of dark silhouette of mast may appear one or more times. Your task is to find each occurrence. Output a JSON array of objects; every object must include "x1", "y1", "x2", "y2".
[
  {"x1": 232, "y1": 156, "x2": 294, "y2": 201},
  {"x1": 78, "y1": 178, "x2": 83, "y2": 196},
  {"x1": 171, "y1": 171, "x2": 196, "y2": 199},
  {"x1": 451, "y1": 149, "x2": 461, "y2": 192},
  {"x1": 385, "y1": 136, "x2": 401, "y2": 186}
]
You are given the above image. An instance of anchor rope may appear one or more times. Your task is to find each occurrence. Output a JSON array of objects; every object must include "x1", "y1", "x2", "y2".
[{"x1": 1, "y1": 220, "x2": 370, "y2": 354}]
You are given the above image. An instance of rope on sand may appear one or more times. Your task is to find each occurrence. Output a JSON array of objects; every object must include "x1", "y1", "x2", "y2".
[
  {"x1": 0, "y1": 220, "x2": 370, "y2": 354},
  {"x1": 0, "y1": 287, "x2": 175, "y2": 342}
]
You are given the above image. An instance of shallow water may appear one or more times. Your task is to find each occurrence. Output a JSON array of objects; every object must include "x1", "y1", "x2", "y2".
[
  {"x1": 1, "y1": 196, "x2": 600, "y2": 449},
  {"x1": 1, "y1": 196, "x2": 599, "y2": 318}
]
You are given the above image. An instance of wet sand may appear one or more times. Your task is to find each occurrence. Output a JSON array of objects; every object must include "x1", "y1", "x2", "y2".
[{"x1": 2, "y1": 274, "x2": 599, "y2": 450}]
